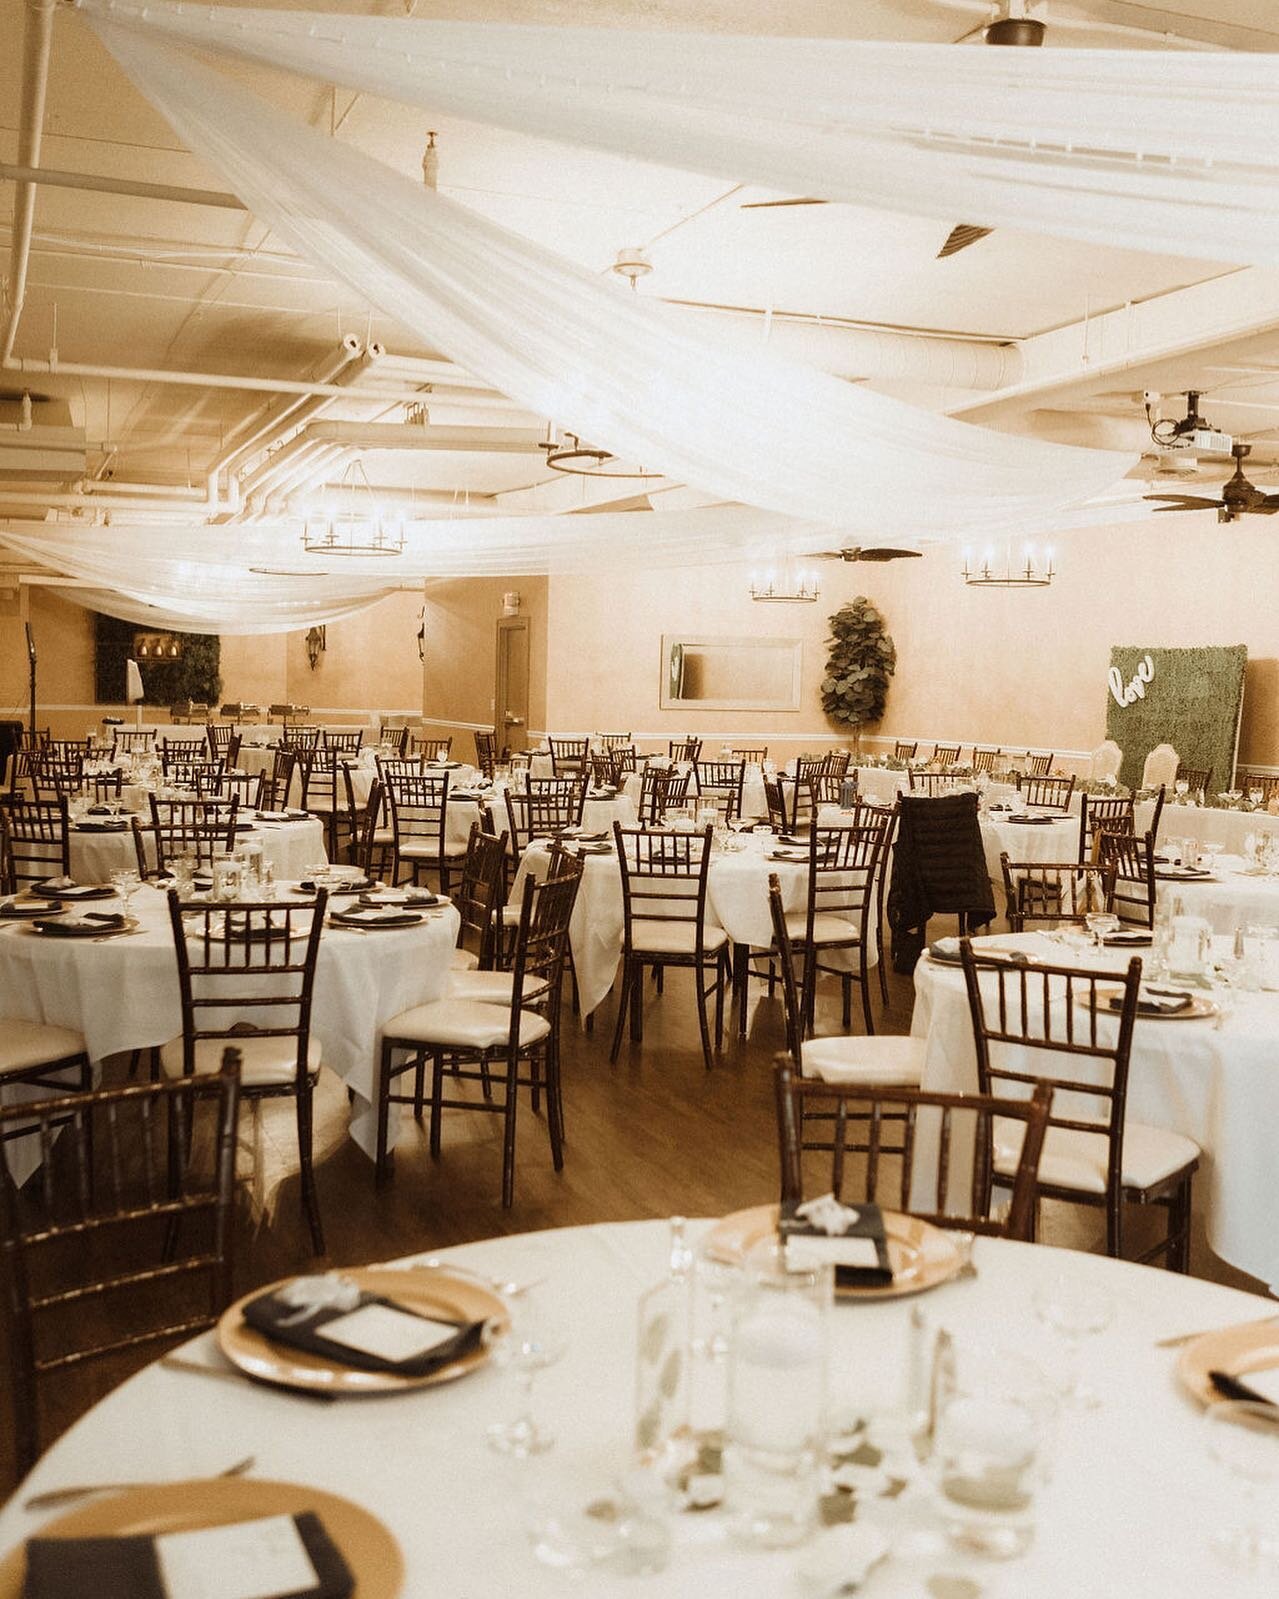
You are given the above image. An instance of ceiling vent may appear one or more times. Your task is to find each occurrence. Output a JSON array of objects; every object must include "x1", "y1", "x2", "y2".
[{"x1": 0, "y1": 391, "x2": 87, "y2": 482}]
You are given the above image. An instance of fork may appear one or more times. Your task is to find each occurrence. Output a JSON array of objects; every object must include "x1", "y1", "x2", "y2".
[{"x1": 24, "y1": 1453, "x2": 254, "y2": 1510}]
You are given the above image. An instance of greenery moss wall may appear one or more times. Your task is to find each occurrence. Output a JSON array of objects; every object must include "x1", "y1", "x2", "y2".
[{"x1": 1106, "y1": 645, "x2": 1247, "y2": 791}]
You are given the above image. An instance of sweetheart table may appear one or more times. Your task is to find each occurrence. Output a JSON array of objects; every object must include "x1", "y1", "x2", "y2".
[{"x1": 0, "y1": 1219, "x2": 1270, "y2": 1598}]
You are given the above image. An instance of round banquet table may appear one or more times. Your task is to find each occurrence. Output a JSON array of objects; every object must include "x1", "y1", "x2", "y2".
[
  {"x1": 980, "y1": 809, "x2": 1079, "y2": 883},
  {"x1": 514, "y1": 831, "x2": 876, "y2": 1018},
  {"x1": 0, "y1": 880, "x2": 458, "y2": 1184},
  {"x1": 67, "y1": 810, "x2": 328, "y2": 882},
  {"x1": 0, "y1": 1218, "x2": 1273, "y2": 1598},
  {"x1": 912, "y1": 928, "x2": 1279, "y2": 1290},
  {"x1": 1153, "y1": 853, "x2": 1279, "y2": 933}
]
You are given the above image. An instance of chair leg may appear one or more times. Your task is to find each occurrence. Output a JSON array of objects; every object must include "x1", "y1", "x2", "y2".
[
  {"x1": 413, "y1": 1052, "x2": 427, "y2": 1121},
  {"x1": 429, "y1": 1053, "x2": 445, "y2": 1158},
  {"x1": 630, "y1": 962, "x2": 645, "y2": 1042},
  {"x1": 713, "y1": 953, "x2": 726, "y2": 1049},
  {"x1": 842, "y1": 972, "x2": 852, "y2": 1030},
  {"x1": 375, "y1": 1041, "x2": 395, "y2": 1185},
  {"x1": 859, "y1": 969, "x2": 875, "y2": 1037},
  {"x1": 529, "y1": 1053, "x2": 541, "y2": 1116},
  {"x1": 609, "y1": 957, "x2": 632, "y2": 1063},
  {"x1": 734, "y1": 945, "x2": 749, "y2": 1039},
  {"x1": 694, "y1": 962, "x2": 714, "y2": 1071},
  {"x1": 296, "y1": 1084, "x2": 325, "y2": 1255},
  {"x1": 544, "y1": 1047, "x2": 565, "y2": 1172},
  {"x1": 1169, "y1": 1176, "x2": 1194, "y2": 1273},
  {"x1": 501, "y1": 1057, "x2": 519, "y2": 1207}
]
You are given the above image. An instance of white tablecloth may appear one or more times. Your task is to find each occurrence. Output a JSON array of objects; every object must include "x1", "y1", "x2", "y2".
[
  {"x1": 68, "y1": 812, "x2": 328, "y2": 883},
  {"x1": 0, "y1": 881, "x2": 457, "y2": 1174},
  {"x1": 1148, "y1": 800, "x2": 1279, "y2": 856},
  {"x1": 0, "y1": 1218, "x2": 1272, "y2": 1599},
  {"x1": 980, "y1": 812, "x2": 1079, "y2": 884},
  {"x1": 516, "y1": 832, "x2": 875, "y2": 1017},
  {"x1": 912, "y1": 929, "x2": 1279, "y2": 1288}
]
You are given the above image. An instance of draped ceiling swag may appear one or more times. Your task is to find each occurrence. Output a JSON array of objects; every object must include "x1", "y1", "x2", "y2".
[{"x1": 31, "y1": 2, "x2": 1267, "y2": 626}]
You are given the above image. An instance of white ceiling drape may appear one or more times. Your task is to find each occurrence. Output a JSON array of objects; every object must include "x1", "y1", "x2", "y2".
[
  {"x1": 82, "y1": 1, "x2": 1279, "y2": 269},
  {"x1": 80, "y1": 16, "x2": 1133, "y2": 544}
]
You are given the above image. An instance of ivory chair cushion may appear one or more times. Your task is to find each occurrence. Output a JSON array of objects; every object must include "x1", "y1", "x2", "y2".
[
  {"x1": 994, "y1": 1116, "x2": 1199, "y2": 1197},
  {"x1": 800, "y1": 1034, "x2": 926, "y2": 1087},
  {"x1": 0, "y1": 1020, "x2": 87, "y2": 1075},
  {"x1": 447, "y1": 969, "x2": 544, "y2": 1005},
  {"x1": 449, "y1": 947, "x2": 480, "y2": 971},
  {"x1": 159, "y1": 1032, "x2": 321, "y2": 1088},
  {"x1": 399, "y1": 840, "x2": 470, "y2": 860},
  {"x1": 784, "y1": 912, "x2": 861, "y2": 945},
  {"x1": 383, "y1": 999, "x2": 550, "y2": 1051},
  {"x1": 630, "y1": 920, "x2": 728, "y2": 955}
]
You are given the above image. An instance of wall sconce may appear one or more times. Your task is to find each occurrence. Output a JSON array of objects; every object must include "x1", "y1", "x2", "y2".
[
  {"x1": 416, "y1": 606, "x2": 426, "y2": 663},
  {"x1": 134, "y1": 631, "x2": 183, "y2": 659},
  {"x1": 305, "y1": 625, "x2": 327, "y2": 671}
]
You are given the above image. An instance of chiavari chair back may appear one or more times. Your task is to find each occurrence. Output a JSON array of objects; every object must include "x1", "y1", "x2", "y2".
[
  {"x1": 668, "y1": 738, "x2": 702, "y2": 764},
  {"x1": 263, "y1": 747, "x2": 296, "y2": 811},
  {"x1": 637, "y1": 766, "x2": 690, "y2": 827},
  {"x1": 932, "y1": 744, "x2": 960, "y2": 766},
  {"x1": 599, "y1": 732, "x2": 632, "y2": 750},
  {"x1": 0, "y1": 1055, "x2": 243, "y2": 1476},
  {"x1": 375, "y1": 754, "x2": 427, "y2": 783},
  {"x1": 608, "y1": 745, "x2": 638, "y2": 776},
  {"x1": 385, "y1": 770, "x2": 461, "y2": 890},
  {"x1": 8, "y1": 746, "x2": 40, "y2": 795},
  {"x1": 1095, "y1": 829, "x2": 1158, "y2": 928},
  {"x1": 732, "y1": 746, "x2": 768, "y2": 763},
  {"x1": 590, "y1": 753, "x2": 618, "y2": 787},
  {"x1": 160, "y1": 737, "x2": 208, "y2": 767},
  {"x1": 279, "y1": 723, "x2": 320, "y2": 752},
  {"x1": 453, "y1": 822, "x2": 508, "y2": 969},
  {"x1": 218, "y1": 768, "x2": 264, "y2": 810},
  {"x1": 0, "y1": 795, "x2": 69, "y2": 889},
  {"x1": 610, "y1": 823, "x2": 727, "y2": 1070},
  {"x1": 165, "y1": 892, "x2": 328, "y2": 1251},
  {"x1": 971, "y1": 748, "x2": 1001, "y2": 774},
  {"x1": 999, "y1": 855, "x2": 1116, "y2": 932},
  {"x1": 147, "y1": 795, "x2": 238, "y2": 873},
  {"x1": 763, "y1": 775, "x2": 789, "y2": 832},
  {"x1": 907, "y1": 769, "x2": 968, "y2": 798},
  {"x1": 693, "y1": 759, "x2": 746, "y2": 823},
  {"x1": 790, "y1": 815, "x2": 889, "y2": 1036},
  {"x1": 547, "y1": 735, "x2": 589, "y2": 776},
  {"x1": 1016, "y1": 773, "x2": 1075, "y2": 811},
  {"x1": 206, "y1": 722, "x2": 237, "y2": 759},
  {"x1": 822, "y1": 750, "x2": 851, "y2": 777},
  {"x1": 164, "y1": 760, "x2": 226, "y2": 797},
  {"x1": 893, "y1": 740, "x2": 918, "y2": 760},
  {"x1": 958, "y1": 940, "x2": 1198, "y2": 1265},
  {"x1": 408, "y1": 734, "x2": 452, "y2": 762},
  {"x1": 31, "y1": 758, "x2": 85, "y2": 802},
  {"x1": 474, "y1": 728, "x2": 498, "y2": 777},
  {"x1": 1078, "y1": 792, "x2": 1136, "y2": 864},
  {"x1": 17, "y1": 727, "x2": 50, "y2": 752},
  {"x1": 774, "y1": 1059, "x2": 1051, "y2": 1244},
  {"x1": 323, "y1": 729, "x2": 364, "y2": 756},
  {"x1": 504, "y1": 786, "x2": 582, "y2": 852},
  {"x1": 299, "y1": 748, "x2": 358, "y2": 861},
  {"x1": 527, "y1": 775, "x2": 587, "y2": 826},
  {"x1": 1176, "y1": 763, "x2": 1212, "y2": 796},
  {"x1": 110, "y1": 729, "x2": 156, "y2": 757},
  {"x1": 84, "y1": 767, "x2": 124, "y2": 804},
  {"x1": 1238, "y1": 771, "x2": 1279, "y2": 807},
  {"x1": 1028, "y1": 752, "x2": 1054, "y2": 776}
]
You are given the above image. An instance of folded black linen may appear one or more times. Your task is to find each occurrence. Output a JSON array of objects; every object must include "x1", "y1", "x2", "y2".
[
  {"x1": 241, "y1": 1287, "x2": 484, "y2": 1376},
  {"x1": 779, "y1": 1200, "x2": 893, "y2": 1289}
]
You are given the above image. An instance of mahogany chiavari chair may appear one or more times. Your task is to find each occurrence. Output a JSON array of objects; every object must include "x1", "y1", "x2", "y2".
[
  {"x1": 732, "y1": 746, "x2": 768, "y2": 763},
  {"x1": 1094, "y1": 829, "x2": 1158, "y2": 928},
  {"x1": 408, "y1": 734, "x2": 453, "y2": 762},
  {"x1": 206, "y1": 721, "x2": 237, "y2": 759},
  {"x1": 774, "y1": 1059, "x2": 1052, "y2": 1245},
  {"x1": 1027, "y1": 751, "x2": 1054, "y2": 776},
  {"x1": 375, "y1": 856, "x2": 583, "y2": 1205},
  {"x1": 590, "y1": 753, "x2": 619, "y2": 788},
  {"x1": 163, "y1": 759, "x2": 227, "y2": 797},
  {"x1": 971, "y1": 747, "x2": 1002, "y2": 774},
  {"x1": 31, "y1": 751, "x2": 84, "y2": 799},
  {"x1": 378, "y1": 721, "x2": 410, "y2": 754},
  {"x1": 503, "y1": 784, "x2": 586, "y2": 855},
  {"x1": 1015, "y1": 773, "x2": 1076, "y2": 811},
  {"x1": 1175, "y1": 763, "x2": 1212, "y2": 796},
  {"x1": 998, "y1": 854, "x2": 1116, "y2": 933},
  {"x1": 791, "y1": 812, "x2": 890, "y2": 1037},
  {"x1": 822, "y1": 750, "x2": 852, "y2": 778},
  {"x1": 146, "y1": 795, "x2": 238, "y2": 875},
  {"x1": 1077, "y1": 791, "x2": 1136, "y2": 864},
  {"x1": 527, "y1": 775, "x2": 588, "y2": 827},
  {"x1": 279, "y1": 722, "x2": 321, "y2": 753},
  {"x1": 546, "y1": 735, "x2": 589, "y2": 776},
  {"x1": 0, "y1": 1053, "x2": 243, "y2": 1476},
  {"x1": 474, "y1": 728, "x2": 498, "y2": 777},
  {"x1": 907, "y1": 769, "x2": 967, "y2": 798},
  {"x1": 763, "y1": 775, "x2": 790, "y2": 832},
  {"x1": 794, "y1": 770, "x2": 846, "y2": 832},
  {"x1": 110, "y1": 729, "x2": 156, "y2": 758},
  {"x1": 385, "y1": 770, "x2": 466, "y2": 892},
  {"x1": 163, "y1": 891, "x2": 329, "y2": 1251},
  {"x1": 0, "y1": 794, "x2": 69, "y2": 890},
  {"x1": 694, "y1": 759, "x2": 746, "y2": 823},
  {"x1": 353, "y1": 776, "x2": 394, "y2": 880},
  {"x1": 46, "y1": 737, "x2": 90, "y2": 760},
  {"x1": 443, "y1": 822, "x2": 509, "y2": 980},
  {"x1": 599, "y1": 732, "x2": 633, "y2": 750},
  {"x1": 766, "y1": 872, "x2": 924, "y2": 1087},
  {"x1": 160, "y1": 736, "x2": 208, "y2": 767},
  {"x1": 262, "y1": 747, "x2": 297, "y2": 812},
  {"x1": 958, "y1": 940, "x2": 1199, "y2": 1266},
  {"x1": 84, "y1": 767, "x2": 124, "y2": 804},
  {"x1": 610, "y1": 823, "x2": 728, "y2": 1071},
  {"x1": 323, "y1": 728, "x2": 365, "y2": 757},
  {"x1": 637, "y1": 766, "x2": 691, "y2": 827},
  {"x1": 218, "y1": 768, "x2": 265, "y2": 810},
  {"x1": 1238, "y1": 771, "x2": 1279, "y2": 807},
  {"x1": 298, "y1": 748, "x2": 357, "y2": 862},
  {"x1": 893, "y1": 740, "x2": 919, "y2": 760},
  {"x1": 931, "y1": 744, "x2": 961, "y2": 766},
  {"x1": 668, "y1": 737, "x2": 702, "y2": 764}
]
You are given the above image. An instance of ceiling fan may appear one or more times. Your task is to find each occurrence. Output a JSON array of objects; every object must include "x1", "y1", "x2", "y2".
[
  {"x1": 1143, "y1": 444, "x2": 1279, "y2": 522},
  {"x1": 812, "y1": 546, "x2": 924, "y2": 562},
  {"x1": 740, "y1": 9, "x2": 1044, "y2": 243}
]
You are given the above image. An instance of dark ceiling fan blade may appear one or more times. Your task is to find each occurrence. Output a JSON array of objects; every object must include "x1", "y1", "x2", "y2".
[
  {"x1": 740, "y1": 197, "x2": 829, "y2": 209},
  {"x1": 937, "y1": 223, "x2": 993, "y2": 259},
  {"x1": 1143, "y1": 494, "x2": 1227, "y2": 509},
  {"x1": 814, "y1": 546, "x2": 923, "y2": 561},
  {"x1": 1252, "y1": 498, "x2": 1279, "y2": 512}
]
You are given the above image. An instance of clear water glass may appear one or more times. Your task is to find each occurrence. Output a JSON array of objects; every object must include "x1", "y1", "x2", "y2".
[
  {"x1": 1175, "y1": 779, "x2": 1190, "y2": 801},
  {"x1": 1085, "y1": 911, "x2": 1120, "y2": 946},
  {"x1": 1032, "y1": 1274, "x2": 1113, "y2": 1409},
  {"x1": 109, "y1": 867, "x2": 140, "y2": 919},
  {"x1": 484, "y1": 1281, "x2": 568, "y2": 1458},
  {"x1": 1249, "y1": 787, "x2": 1264, "y2": 809},
  {"x1": 1204, "y1": 1400, "x2": 1279, "y2": 1573}
]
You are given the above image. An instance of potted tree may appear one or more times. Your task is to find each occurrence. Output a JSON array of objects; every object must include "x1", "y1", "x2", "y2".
[{"x1": 820, "y1": 598, "x2": 896, "y2": 754}]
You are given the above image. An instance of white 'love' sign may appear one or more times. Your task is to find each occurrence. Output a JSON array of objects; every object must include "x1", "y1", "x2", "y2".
[{"x1": 1108, "y1": 653, "x2": 1155, "y2": 709}]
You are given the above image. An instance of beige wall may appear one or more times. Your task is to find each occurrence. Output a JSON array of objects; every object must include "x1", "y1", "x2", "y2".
[
  {"x1": 421, "y1": 576, "x2": 547, "y2": 752},
  {"x1": 543, "y1": 509, "x2": 1278, "y2": 767}
]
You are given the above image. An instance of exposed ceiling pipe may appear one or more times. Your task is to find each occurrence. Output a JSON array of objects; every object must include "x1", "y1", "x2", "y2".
[
  {"x1": 239, "y1": 435, "x2": 335, "y2": 503},
  {"x1": 283, "y1": 485, "x2": 501, "y2": 514},
  {"x1": 294, "y1": 421, "x2": 548, "y2": 453},
  {"x1": 215, "y1": 335, "x2": 365, "y2": 484},
  {"x1": 0, "y1": 355, "x2": 440, "y2": 402},
  {"x1": 254, "y1": 444, "x2": 352, "y2": 513},
  {"x1": 0, "y1": 161, "x2": 245, "y2": 210},
  {"x1": 925, "y1": 0, "x2": 1223, "y2": 49},
  {"x1": 2, "y1": 0, "x2": 57, "y2": 365}
]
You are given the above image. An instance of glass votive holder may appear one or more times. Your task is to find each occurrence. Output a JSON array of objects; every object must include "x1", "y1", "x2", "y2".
[{"x1": 211, "y1": 854, "x2": 242, "y2": 902}]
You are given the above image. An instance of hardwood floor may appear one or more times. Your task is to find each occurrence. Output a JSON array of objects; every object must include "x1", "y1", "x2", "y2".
[{"x1": 1, "y1": 928, "x2": 1268, "y2": 1488}]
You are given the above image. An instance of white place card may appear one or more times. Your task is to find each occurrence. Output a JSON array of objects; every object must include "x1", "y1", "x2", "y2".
[
  {"x1": 786, "y1": 1236, "x2": 881, "y2": 1271},
  {"x1": 156, "y1": 1514, "x2": 318, "y2": 1599},
  {"x1": 318, "y1": 1302, "x2": 459, "y2": 1362}
]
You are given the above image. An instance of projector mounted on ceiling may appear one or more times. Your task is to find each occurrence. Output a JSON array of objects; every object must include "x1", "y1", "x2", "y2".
[{"x1": 1146, "y1": 390, "x2": 1233, "y2": 458}]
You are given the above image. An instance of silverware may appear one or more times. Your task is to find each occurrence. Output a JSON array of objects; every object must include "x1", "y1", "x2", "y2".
[
  {"x1": 24, "y1": 1453, "x2": 254, "y2": 1509},
  {"x1": 1155, "y1": 1314, "x2": 1279, "y2": 1349}
]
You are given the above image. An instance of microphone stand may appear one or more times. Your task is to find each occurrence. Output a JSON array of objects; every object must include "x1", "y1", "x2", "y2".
[{"x1": 24, "y1": 622, "x2": 36, "y2": 743}]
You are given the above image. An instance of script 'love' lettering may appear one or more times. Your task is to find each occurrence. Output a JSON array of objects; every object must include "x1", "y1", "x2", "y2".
[{"x1": 1108, "y1": 653, "x2": 1155, "y2": 709}]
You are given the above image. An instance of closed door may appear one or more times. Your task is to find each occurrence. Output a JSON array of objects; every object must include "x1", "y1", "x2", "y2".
[{"x1": 495, "y1": 616, "x2": 530, "y2": 753}]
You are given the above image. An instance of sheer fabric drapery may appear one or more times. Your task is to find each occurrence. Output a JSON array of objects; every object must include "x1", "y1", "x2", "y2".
[
  {"x1": 82, "y1": 18, "x2": 1132, "y2": 542},
  {"x1": 83, "y1": 1, "x2": 1279, "y2": 269}
]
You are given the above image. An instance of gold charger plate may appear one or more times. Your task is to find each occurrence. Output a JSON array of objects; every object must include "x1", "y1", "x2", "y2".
[
  {"x1": 1176, "y1": 1321, "x2": 1279, "y2": 1406},
  {"x1": 1077, "y1": 986, "x2": 1217, "y2": 1022},
  {"x1": 217, "y1": 1267, "x2": 505, "y2": 1395},
  {"x1": 0, "y1": 1478, "x2": 402, "y2": 1599},
  {"x1": 705, "y1": 1203, "x2": 963, "y2": 1301}
]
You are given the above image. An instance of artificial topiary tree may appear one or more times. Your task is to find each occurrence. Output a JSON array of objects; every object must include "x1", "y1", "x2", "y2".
[{"x1": 821, "y1": 598, "x2": 896, "y2": 736}]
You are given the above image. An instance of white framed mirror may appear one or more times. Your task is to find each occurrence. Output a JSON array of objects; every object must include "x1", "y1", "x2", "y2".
[{"x1": 659, "y1": 634, "x2": 803, "y2": 712}]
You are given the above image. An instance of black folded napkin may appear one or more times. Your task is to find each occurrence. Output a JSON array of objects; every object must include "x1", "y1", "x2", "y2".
[
  {"x1": 1005, "y1": 814, "x2": 1056, "y2": 825},
  {"x1": 1, "y1": 899, "x2": 50, "y2": 918},
  {"x1": 1103, "y1": 932, "x2": 1153, "y2": 947},
  {"x1": 31, "y1": 882, "x2": 114, "y2": 900},
  {"x1": 779, "y1": 1200, "x2": 893, "y2": 1289},
  {"x1": 299, "y1": 878, "x2": 373, "y2": 895},
  {"x1": 34, "y1": 913, "x2": 125, "y2": 937},
  {"x1": 356, "y1": 890, "x2": 436, "y2": 906},
  {"x1": 22, "y1": 1512, "x2": 354, "y2": 1599},
  {"x1": 778, "y1": 835, "x2": 808, "y2": 848},
  {"x1": 1105, "y1": 987, "x2": 1193, "y2": 1016},
  {"x1": 86, "y1": 804, "x2": 116, "y2": 816},
  {"x1": 73, "y1": 820, "x2": 129, "y2": 833},
  {"x1": 241, "y1": 1285, "x2": 484, "y2": 1376}
]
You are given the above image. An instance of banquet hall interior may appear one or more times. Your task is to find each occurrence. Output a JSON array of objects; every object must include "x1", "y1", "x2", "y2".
[{"x1": 2, "y1": 0, "x2": 1279, "y2": 1591}]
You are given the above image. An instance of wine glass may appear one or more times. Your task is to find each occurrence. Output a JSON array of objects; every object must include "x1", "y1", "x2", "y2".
[
  {"x1": 1175, "y1": 777, "x2": 1190, "y2": 802},
  {"x1": 1032, "y1": 1274, "x2": 1113, "y2": 1408},
  {"x1": 1249, "y1": 786, "x2": 1264, "y2": 810},
  {"x1": 109, "y1": 866, "x2": 140, "y2": 921},
  {"x1": 1085, "y1": 910, "x2": 1120, "y2": 947},
  {"x1": 484, "y1": 1282, "x2": 568, "y2": 1457},
  {"x1": 1204, "y1": 1400, "x2": 1279, "y2": 1573}
]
